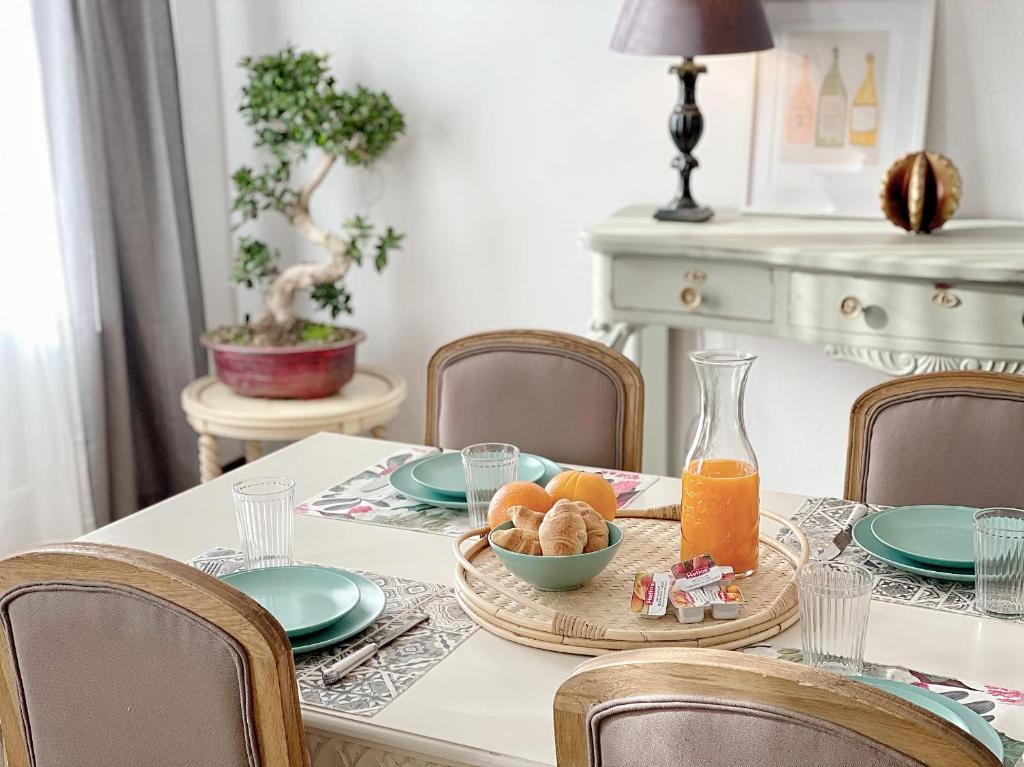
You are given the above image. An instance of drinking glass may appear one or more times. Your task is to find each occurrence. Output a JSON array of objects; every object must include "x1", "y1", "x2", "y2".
[
  {"x1": 232, "y1": 477, "x2": 295, "y2": 569},
  {"x1": 462, "y1": 443, "x2": 519, "y2": 529},
  {"x1": 974, "y1": 508, "x2": 1024, "y2": 618},
  {"x1": 797, "y1": 561, "x2": 873, "y2": 675}
]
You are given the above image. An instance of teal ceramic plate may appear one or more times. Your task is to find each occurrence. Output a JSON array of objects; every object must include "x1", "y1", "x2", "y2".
[
  {"x1": 411, "y1": 452, "x2": 547, "y2": 496},
  {"x1": 288, "y1": 569, "x2": 386, "y2": 656},
  {"x1": 536, "y1": 456, "x2": 565, "y2": 485},
  {"x1": 221, "y1": 565, "x2": 360, "y2": 638},
  {"x1": 389, "y1": 456, "x2": 468, "y2": 509},
  {"x1": 870, "y1": 505, "x2": 977, "y2": 568},
  {"x1": 856, "y1": 677, "x2": 1004, "y2": 761},
  {"x1": 852, "y1": 516, "x2": 975, "y2": 582}
]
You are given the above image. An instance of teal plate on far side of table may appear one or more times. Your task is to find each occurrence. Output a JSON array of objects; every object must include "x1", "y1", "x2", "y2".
[
  {"x1": 855, "y1": 676, "x2": 1004, "y2": 761},
  {"x1": 221, "y1": 565, "x2": 360, "y2": 638},
  {"x1": 411, "y1": 452, "x2": 547, "y2": 496},
  {"x1": 389, "y1": 456, "x2": 468, "y2": 510},
  {"x1": 852, "y1": 516, "x2": 975, "y2": 582},
  {"x1": 870, "y1": 505, "x2": 978, "y2": 568},
  {"x1": 288, "y1": 569, "x2": 386, "y2": 656}
]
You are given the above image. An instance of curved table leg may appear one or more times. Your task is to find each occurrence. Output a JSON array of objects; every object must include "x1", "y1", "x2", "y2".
[
  {"x1": 198, "y1": 433, "x2": 221, "y2": 483},
  {"x1": 245, "y1": 440, "x2": 262, "y2": 463}
]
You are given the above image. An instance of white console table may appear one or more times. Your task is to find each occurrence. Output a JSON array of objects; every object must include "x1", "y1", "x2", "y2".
[{"x1": 583, "y1": 207, "x2": 1024, "y2": 474}]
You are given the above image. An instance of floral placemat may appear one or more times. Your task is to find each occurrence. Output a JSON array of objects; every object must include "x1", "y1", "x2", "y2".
[
  {"x1": 777, "y1": 497, "x2": 1022, "y2": 622},
  {"x1": 190, "y1": 547, "x2": 477, "y2": 718},
  {"x1": 743, "y1": 645, "x2": 1024, "y2": 766},
  {"x1": 294, "y1": 447, "x2": 658, "y2": 537}
]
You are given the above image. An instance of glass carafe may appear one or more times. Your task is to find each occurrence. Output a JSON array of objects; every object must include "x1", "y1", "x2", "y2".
[{"x1": 680, "y1": 350, "x2": 759, "y2": 575}]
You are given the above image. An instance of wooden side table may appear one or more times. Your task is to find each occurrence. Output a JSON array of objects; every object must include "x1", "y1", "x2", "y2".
[{"x1": 181, "y1": 366, "x2": 407, "y2": 482}]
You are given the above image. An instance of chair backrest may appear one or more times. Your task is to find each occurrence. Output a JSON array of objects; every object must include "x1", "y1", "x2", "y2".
[
  {"x1": 0, "y1": 543, "x2": 307, "y2": 767},
  {"x1": 554, "y1": 648, "x2": 998, "y2": 767},
  {"x1": 425, "y1": 330, "x2": 644, "y2": 471},
  {"x1": 845, "y1": 371, "x2": 1024, "y2": 507}
]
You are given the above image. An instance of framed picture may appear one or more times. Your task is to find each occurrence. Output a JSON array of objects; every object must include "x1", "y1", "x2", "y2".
[{"x1": 745, "y1": 0, "x2": 936, "y2": 217}]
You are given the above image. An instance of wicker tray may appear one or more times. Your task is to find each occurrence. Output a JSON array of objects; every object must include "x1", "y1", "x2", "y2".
[{"x1": 453, "y1": 505, "x2": 808, "y2": 655}]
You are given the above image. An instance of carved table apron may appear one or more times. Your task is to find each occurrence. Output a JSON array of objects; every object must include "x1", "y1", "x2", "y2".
[{"x1": 584, "y1": 207, "x2": 1024, "y2": 473}]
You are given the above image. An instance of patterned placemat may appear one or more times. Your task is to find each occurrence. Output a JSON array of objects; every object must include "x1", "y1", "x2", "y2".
[
  {"x1": 778, "y1": 497, "x2": 1022, "y2": 622},
  {"x1": 190, "y1": 547, "x2": 477, "y2": 718},
  {"x1": 743, "y1": 645, "x2": 1024, "y2": 766},
  {"x1": 294, "y1": 447, "x2": 658, "y2": 537}
]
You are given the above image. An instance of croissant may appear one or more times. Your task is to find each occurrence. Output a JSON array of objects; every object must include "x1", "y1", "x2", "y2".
[
  {"x1": 510, "y1": 505, "x2": 546, "y2": 533},
  {"x1": 539, "y1": 504, "x2": 587, "y2": 556},
  {"x1": 491, "y1": 527, "x2": 543, "y2": 555},
  {"x1": 579, "y1": 505, "x2": 609, "y2": 553}
]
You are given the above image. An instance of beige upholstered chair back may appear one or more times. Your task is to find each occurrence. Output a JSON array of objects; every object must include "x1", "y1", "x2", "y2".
[
  {"x1": 0, "y1": 543, "x2": 307, "y2": 767},
  {"x1": 845, "y1": 371, "x2": 1024, "y2": 507},
  {"x1": 554, "y1": 648, "x2": 999, "y2": 767},
  {"x1": 425, "y1": 330, "x2": 644, "y2": 471}
]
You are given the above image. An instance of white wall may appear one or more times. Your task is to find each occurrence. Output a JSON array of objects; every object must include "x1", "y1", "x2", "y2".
[{"x1": 183, "y1": 0, "x2": 1024, "y2": 496}]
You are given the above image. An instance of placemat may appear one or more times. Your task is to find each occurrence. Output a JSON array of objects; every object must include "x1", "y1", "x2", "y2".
[
  {"x1": 190, "y1": 547, "x2": 477, "y2": 718},
  {"x1": 777, "y1": 497, "x2": 1022, "y2": 622},
  {"x1": 294, "y1": 447, "x2": 658, "y2": 537},
  {"x1": 743, "y1": 645, "x2": 1024, "y2": 766}
]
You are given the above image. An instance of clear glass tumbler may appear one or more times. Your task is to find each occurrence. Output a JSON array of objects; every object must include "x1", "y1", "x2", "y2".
[
  {"x1": 462, "y1": 443, "x2": 519, "y2": 529},
  {"x1": 232, "y1": 477, "x2": 295, "y2": 570},
  {"x1": 974, "y1": 508, "x2": 1024, "y2": 618},
  {"x1": 797, "y1": 561, "x2": 873, "y2": 675}
]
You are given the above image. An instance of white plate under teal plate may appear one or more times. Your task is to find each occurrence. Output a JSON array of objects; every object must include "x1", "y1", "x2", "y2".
[
  {"x1": 221, "y1": 565, "x2": 360, "y2": 638},
  {"x1": 390, "y1": 454, "x2": 565, "y2": 511},
  {"x1": 411, "y1": 452, "x2": 547, "y2": 496},
  {"x1": 856, "y1": 676, "x2": 1004, "y2": 761},
  {"x1": 288, "y1": 569, "x2": 386, "y2": 656},
  {"x1": 852, "y1": 516, "x2": 975, "y2": 582},
  {"x1": 870, "y1": 505, "x2": 978, "y2": 568}
]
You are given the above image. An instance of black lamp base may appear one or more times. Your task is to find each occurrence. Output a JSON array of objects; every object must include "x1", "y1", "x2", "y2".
[{"x1": 654, "y1": 203, "x2": 714, "y2": 223}]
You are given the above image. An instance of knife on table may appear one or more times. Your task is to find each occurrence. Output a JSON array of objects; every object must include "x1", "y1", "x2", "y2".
[
  {"x1": 321, "y1": 613, "x2": 429, "y2": 685},
  {"x1": 817, "y1": 503, "x2": 870, "y2": 561}
]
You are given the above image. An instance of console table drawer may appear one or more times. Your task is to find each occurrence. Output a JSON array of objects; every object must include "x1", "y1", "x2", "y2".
[
  {"x1": 789, "y1": 272, "x2": 1024, "y2": 347},
  {"x1": 612, "y1": 258, "x2": 773, "y2": 322}
]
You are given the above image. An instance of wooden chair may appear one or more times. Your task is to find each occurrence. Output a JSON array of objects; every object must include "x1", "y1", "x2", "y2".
[
  {"x1": 425, "y1": 330, "x2": 644, "y2": 471},
  {"x1": 0, "y1": 543, "x2": 307, "y2": 767},
  {"x1": 554, "y1": 648, "x2": 999, "y2": 767},
  {"x1": 845, "y1": 371, "x2": 1024, "y2": 507}
]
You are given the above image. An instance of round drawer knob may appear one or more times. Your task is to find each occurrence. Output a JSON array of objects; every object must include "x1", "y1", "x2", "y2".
[
  {"x1": 679, "y1": 286, "x2": 703, "y2": 311},
  {"x1": 839, "y1": 296, "x2": 863, "y2": 319},
  {"x1": 932, "y1": 287, "x2": 962, "y2": 309}
]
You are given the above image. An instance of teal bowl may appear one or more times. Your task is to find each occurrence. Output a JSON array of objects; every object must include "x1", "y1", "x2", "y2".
[{"x1": 488, "y1": 521, "x2": 623, "y2": 591}]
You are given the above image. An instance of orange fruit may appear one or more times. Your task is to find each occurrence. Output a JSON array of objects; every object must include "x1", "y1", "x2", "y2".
[
  {"x1": 487, "y1": 481, "x2": 553, "y2": 529},
  {"x1": 544, "y1": 470, "x2": 617, "y2": 521}
]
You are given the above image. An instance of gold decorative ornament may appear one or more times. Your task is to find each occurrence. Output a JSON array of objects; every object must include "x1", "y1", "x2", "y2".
[{"x1": 880, "y1": 151, "x2": 962, "y2": 233}]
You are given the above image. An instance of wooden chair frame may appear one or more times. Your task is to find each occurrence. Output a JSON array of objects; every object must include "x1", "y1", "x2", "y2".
[
  {"x1": 845, "y1": 370, "x2": 1024, "y2": 502},
  {"x1": 554, "y1": 648, "x2": 999, "y2": 767},
  {"x1": 0, "y1": 543, "x2": 308, "y2": 767},
  {"x1": 425, "y1": 329, "x2": 644, "y2": 472}
]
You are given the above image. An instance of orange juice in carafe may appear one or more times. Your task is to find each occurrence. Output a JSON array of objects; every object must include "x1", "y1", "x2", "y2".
[{"x1": 680, "y1": 352, "x2": 760, "y2": 575}]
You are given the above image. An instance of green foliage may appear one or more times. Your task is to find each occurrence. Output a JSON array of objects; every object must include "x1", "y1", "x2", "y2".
[
  {"x1": 229, "y1": 45, "x2": 406, "y2": 321},
  {"x1": 298, "y1": 322, "x2": 337, "y2": 341},
  {"x1": 310, "y1": 280, "x2": 353, "y2": 318},
  {"x1": 231, "y1": 237, "x2": 278, "y2": 287}
]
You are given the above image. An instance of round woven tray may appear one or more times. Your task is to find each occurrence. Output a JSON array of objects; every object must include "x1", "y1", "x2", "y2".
[{"x1": 453, "y1": 505, "x2": 808, "y2": 656}]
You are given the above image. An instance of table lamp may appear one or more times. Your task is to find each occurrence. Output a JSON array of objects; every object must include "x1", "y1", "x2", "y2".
[{"x1": 611, "y1": 0, "x2": 773, "y2": 222}]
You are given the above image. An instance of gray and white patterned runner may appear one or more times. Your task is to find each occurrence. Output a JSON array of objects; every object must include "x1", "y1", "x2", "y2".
[
  {"x1": 191, "y1": 547, "x2": 478, "y2": 717},
  {"x1": 778, "y1": 497, "x2": 1021, "y2": 622}
]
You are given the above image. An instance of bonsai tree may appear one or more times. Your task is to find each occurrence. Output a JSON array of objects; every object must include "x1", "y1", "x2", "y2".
[{"x1": 210, "y1": 46, "x2": 405, "y2": 346}]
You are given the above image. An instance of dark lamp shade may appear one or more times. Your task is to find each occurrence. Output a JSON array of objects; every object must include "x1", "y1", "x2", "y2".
[{"x1": 611, "y1": 0, "x2": 774, "y2": 57}]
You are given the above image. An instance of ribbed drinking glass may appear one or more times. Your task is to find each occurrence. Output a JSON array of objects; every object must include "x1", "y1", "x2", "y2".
[
  {"x1": 974, "y1": 508, "x2": 1024, "y2": 618},
  {"x1": 462, "y1": 444, "x2": 519, "y2": 529},
  {"x1": 798, "y1": 561, "x2": 873, "y2": 675},
  {"x1": 232, "y1": 477, "x2": 295, "y2": 570}
]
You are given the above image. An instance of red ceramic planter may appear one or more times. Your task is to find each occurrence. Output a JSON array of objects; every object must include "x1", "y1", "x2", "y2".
[{"x1": 203, "y1": 330, "x2": 365, "y2": 399}]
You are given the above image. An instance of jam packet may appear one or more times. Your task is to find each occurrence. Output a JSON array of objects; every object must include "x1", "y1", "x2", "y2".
[
  {"x1": 669, "y1": 581, "x2": 709, "y2": 624},
  {"x1": 670, "y1": 554, "x2": 729, "y2": 591},
  {"x1": 704, "y1": 583, "x2": 745, "y2": 620},
  {"x1": 630, "y1": 572, "x2": 670, "y2": 618}
]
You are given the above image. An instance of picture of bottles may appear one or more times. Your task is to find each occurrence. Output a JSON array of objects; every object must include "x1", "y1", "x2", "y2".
[
  {"x1": 849, "y1": 53, "x2": 879, "y2": 146},
  {"x1": 785, "y1": 55, "x2": 815, "y2": 144},
  {"x1": 815, "y1": 47, "x2": 847, "y2": 147}
]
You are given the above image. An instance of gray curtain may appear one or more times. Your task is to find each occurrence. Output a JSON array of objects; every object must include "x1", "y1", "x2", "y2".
[{"x1": 33, "y1": 0, "x2": 206, "y2": 522}]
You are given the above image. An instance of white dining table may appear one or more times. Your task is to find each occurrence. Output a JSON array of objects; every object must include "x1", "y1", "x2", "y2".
[{"x1": 81, "y1": 433, "x2": 1024, "y2": 767}]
